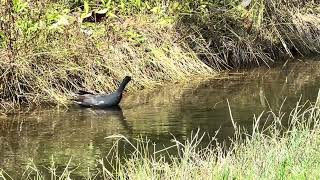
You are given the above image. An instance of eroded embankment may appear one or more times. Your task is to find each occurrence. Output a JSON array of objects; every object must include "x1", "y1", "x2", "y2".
[{"x1": 0, "y1": 0, "x2": 319, "y2": 111}]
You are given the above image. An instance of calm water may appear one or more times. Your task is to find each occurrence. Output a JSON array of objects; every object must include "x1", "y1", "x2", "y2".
[{"x1": 1, "y1": 59, "x2": 320, "y2": 177}]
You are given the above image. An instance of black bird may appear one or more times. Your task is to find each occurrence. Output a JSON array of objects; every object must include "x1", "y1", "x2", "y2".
[{"x1": 74, "y1": 76, "x2": 132, "y2": 108}]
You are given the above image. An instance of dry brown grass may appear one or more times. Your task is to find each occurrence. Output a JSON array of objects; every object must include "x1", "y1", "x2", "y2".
[
  {"x1": 178, "y1": 0, "x2": 320, "y2": 68},
  {"x1": 0, "y1": 0, "x2": 319, "y2": 111},
  {"x1": 0, "y1": 13, "x2": 215, "y2": 111}
]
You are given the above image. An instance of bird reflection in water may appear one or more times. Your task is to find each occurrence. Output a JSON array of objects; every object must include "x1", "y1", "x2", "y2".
[{"x1": 75, "y1": 105, "x2": 133, "y2": 135}]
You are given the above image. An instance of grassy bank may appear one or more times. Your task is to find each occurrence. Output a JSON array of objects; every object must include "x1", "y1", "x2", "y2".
[
  {"x1": 1, "y1": 92, "x2": 320, "y2": 179},
  {"x1": 0, "y1": 0, "x2": 320, "y2": 110}
]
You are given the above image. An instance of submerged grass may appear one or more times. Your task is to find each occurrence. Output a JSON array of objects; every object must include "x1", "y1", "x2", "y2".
[{"x1": 2, "y1": 91, "x2": 320, "y2": 179}]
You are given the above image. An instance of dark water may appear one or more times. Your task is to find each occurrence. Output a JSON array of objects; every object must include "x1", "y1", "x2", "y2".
[{"x1": 1, "y1": 59, "x2": 320, "y2": 177}]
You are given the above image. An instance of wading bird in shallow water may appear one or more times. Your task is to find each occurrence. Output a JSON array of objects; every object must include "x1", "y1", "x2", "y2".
[{"x1": 74, "y1": 76, "x2": 132, "y2": 108}]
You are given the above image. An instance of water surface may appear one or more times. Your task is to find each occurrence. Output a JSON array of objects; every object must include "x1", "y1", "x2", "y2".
[{"x1": 1, "y1": 59, "x2": 320, "y2": 177}]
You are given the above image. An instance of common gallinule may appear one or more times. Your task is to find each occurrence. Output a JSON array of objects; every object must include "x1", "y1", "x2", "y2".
[{"x1": 74, "y1": 76, "x2": 132, "y2": 108}]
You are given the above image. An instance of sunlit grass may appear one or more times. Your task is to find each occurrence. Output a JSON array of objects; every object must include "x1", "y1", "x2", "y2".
[
  {"x1": 0, "y1": 14, "x2": 215, "y2": 111},
  {"x1": 0, "y1": 0, "x2": 319, "y2": 111},
  {"x1": 109, "y1": 96, "x2": 320, "y2": 179}
]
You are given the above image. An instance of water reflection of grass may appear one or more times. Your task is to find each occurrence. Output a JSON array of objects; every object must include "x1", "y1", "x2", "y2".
[
  {"x1": 122, "y1": 61, "x2": 320, "y2": 138},
  {"x1": 2, "y1": 91, "x2": 320, "y2": 179},
  {"x1": 0, "y1": 108, "x2": 131, "y2": 178}
]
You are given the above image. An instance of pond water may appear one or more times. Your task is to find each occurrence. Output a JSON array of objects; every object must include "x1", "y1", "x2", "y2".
[{"x1": 1, "y1": 58, "x2": 320, "y2": 178}]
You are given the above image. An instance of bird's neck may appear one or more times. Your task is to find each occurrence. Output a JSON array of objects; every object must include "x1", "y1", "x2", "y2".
[{"x1": 116, "y1": 80, "x2": 129, "y2": 93}]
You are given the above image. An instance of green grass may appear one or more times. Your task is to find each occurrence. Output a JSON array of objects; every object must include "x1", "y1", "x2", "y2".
[
  {"x1": 109, "y1": 95, "x2": 320, "y2": 179},
  {"x1": 0, "y1": 0, "x2": 319, "y2": 111},
  {"x1": 0, "y1": 1, "x2": 217, "y2": 111},
  {"x1": 2, "y1": 91, "x2": 320, "y2": 179}
]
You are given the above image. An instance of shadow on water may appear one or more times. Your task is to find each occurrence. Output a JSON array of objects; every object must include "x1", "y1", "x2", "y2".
[{"x1": 1, "y1": 58, "x2": 320, "y2": 177}]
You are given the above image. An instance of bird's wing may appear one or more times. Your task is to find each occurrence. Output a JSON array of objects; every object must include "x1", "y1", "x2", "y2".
[
  {"x1": 77, "y1": 90, "x2": 95, "y2": 95},
  {"x1": 74, "y1": 94, "x2": 100, "y2": 106}
]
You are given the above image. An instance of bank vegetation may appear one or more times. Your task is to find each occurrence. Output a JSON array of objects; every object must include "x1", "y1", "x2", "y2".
[{"x1": 0, "y1": 0, "x2": 319, "y2": 110}]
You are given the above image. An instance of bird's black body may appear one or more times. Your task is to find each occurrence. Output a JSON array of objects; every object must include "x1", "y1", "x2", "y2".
[{"x1": 74, "y1": 76, "x2": 131, "y2": 108}]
